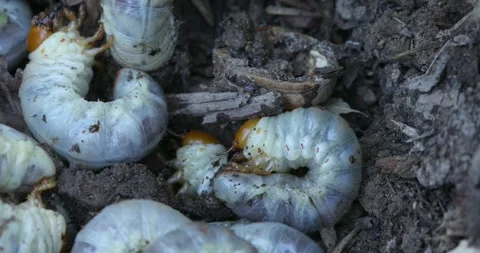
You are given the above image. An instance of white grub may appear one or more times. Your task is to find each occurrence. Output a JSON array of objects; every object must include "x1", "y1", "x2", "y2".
[
  {"x1": 144, "y1": 222, "x2": 257, "y2": 253},
  {"x1": 0, "y1": 0, "x2": 32, "y2": 72},
  {"x1": 171, "y1": 143, "x2": 228, "y2": 196},
  {"x1": 73, "y1": 198, "x2": 322, "y2": 253},
  {"x1": 0, "y1": 181, "x2": 66, "y2": 253},
  {"x1": 71, "y1": 199, "x2": 192, "y2": 253},
  {"x1": 100, "y1": 0, "x2": 177, "y2": 71},
  {"x1": 18, "y1": 19, "x2": 168, "y2": 169},
  {"x1": 229, "y1": 222, "x2": 325, "y2": 253},
  {"x1": 0, "y1": 123, "x2": 55, "y2": 193},
  {"x1": 213, "y1": 107, "x2": 362, "y2": 232}
]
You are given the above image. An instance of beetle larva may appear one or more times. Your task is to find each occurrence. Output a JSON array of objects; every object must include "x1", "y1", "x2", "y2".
[
  {"x1": 0, "y1": 0, "x2": 32, "y2": 72},
  {"x1": 213, "y1": 107, "x2": 362, "y2": 233},
  {"x1": 228, "y1": 222, "x2": 325, "y2": 253},
  {"x1": 100, "y1": 0, "x2": 177, "y2": 71},
  {"x1": 0, "y1": 179, "x2": 67, "y2": 253},
  {"x1": 168, "y1": 130, "x2": 228, "y2": 196},
  {"x1": 144, "y1": 222, "x2": 258, "y2": 253},
  {"x1": 71, "y1": 199, "x2": 193, "y2": 252},
  {"x1": 18, "y1": 8, "x2": 168, "y2": 169},
  {"x1": 0, "y1": 123, "x2": 55, "y2": 193}
]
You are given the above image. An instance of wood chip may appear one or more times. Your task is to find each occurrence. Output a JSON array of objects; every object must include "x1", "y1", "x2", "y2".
[{"x1": 166, "y1": 91, "x2": 283, "y2": 125}]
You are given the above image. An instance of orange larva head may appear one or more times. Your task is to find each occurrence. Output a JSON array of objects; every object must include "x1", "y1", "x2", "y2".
[
  {"x1": 26, "y1": 25, "x2": 53, "y2": 52},
  {"x1": 234, "y1": 117, "x2": 260, "y2": 150},
  {"x1": 26, "y1": 6, "x2": 61, "y2": 53},
  {"x1": 182, "y1": 130, "x2": 220, "y2": 146}
]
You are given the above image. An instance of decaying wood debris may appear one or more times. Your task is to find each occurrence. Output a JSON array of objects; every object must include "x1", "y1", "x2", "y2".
[
  {"x1": 166, "y1": 91, "x2": 283, "y2": 125},
  {"x1": 212, "y1": 20, "x2": 342, "y2": 110}
]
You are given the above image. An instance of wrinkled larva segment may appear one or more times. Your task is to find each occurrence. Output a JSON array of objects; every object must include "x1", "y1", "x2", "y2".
[
  {"x1": 0, "y1": 0, "x2": 32, "y2": 72},
  {"x1": 18, "y1": 20, "x2": 168, "y2": 169},
  {"x1": 144, "y1": 222, "x2": 258, "y2": 253},
  {"x1": 0, "y1": 123, "x2": 55, "y2": 193},
  {"x1": 100, "y1": 0, "x2": 177, "y2": 71},
  {"x1": 72, "y1": 199, "x2": 192, "y2": 253},
  {"x1": 229, "y1": 222, "x2": 325, "y2": 253},
  {"x1": 213, "y1": 107, "x2": 362, "y2": 232},
  {"x1": 0, "y1": 198, "x2": 66, "y2": 253},
  {"x1": 172, "y1": 143, "x2": 228, "y2": 196}
]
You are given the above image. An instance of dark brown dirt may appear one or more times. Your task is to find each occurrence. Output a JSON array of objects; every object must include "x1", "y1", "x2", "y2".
[{"x1": 2, "y1": 0, "x2": 480, "y2": 252}]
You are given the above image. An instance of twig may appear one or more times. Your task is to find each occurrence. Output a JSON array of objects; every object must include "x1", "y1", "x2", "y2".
[
  {"x1": 191, "y1": 0, "x2": 214, "y2": 26},
  {"x1": 166, "y1": 91, "x2": 283, "y2": 125},
  {"x1": 329, "y1": 226, "x2": 360, "y2": 253},
  {"x1": 383, "y1": 42, "x2": 443, "y2": 62},
  {"x1": 265, "y1": 5, "x2": 323, "y2": 17},
  {"x1": 435, "y1": 11, "x2": 473, "y2": 39}
]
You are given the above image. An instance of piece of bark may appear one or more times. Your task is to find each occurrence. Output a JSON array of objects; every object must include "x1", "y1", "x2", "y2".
[
  {"x1": 166, "y1": 91, "x2": 283, "y2": 124},
  {"x1": 212, "y1": 25, "x2": 340, "y2": 110}
]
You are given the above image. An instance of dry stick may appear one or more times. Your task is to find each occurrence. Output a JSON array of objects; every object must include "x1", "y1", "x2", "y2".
[
  {"x1": 191, "y1": 0, "x2": 215, "y2": 26},
  {"x1": 425, "y1": 9, "x2": 475, "y2": 73},
  {"x1": 436, "y1": 11, "x2": 473, "y2": 39},
  {"x1": 265, "y1": 5, "x2": 323, "y2": 17},
  {"x1": 166, "y1": 129, "x2": 184, "y2": 139},
  {"x1": 278, "y1": 0, "x2": 312, "y2": 10},
  {"x1": 425, "y1": 40, "x2": 451, "y2": 75},
  {"x1": 384, "y1": 8, "x2": 474, "y2": 64},
  {"x1": 166, "y1": 91, "x2": 283, "y2": 124},
  {"x1": 329, "y1": 226, "x2": 361, "y2": 253},
  {"x1": 383, "y1": 42, "x2": 444, "y2": 63}
]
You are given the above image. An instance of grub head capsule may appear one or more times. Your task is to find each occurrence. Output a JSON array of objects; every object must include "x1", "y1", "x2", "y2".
[
  {"x1": 182, "y1": 130, "x2": 220, "y2": 146},
  {"x1": 26, "y1": 25, "x2": 53, "y2": 53},
  {"x1": 234, "y1": 117, "x2": 261, "y2": 150},
  {"x1": 25, "y1": 7, "x2": 59, "y2": 53},
  {"x1": 100, "y1": 0, "x2": 177, "y2": 71}
]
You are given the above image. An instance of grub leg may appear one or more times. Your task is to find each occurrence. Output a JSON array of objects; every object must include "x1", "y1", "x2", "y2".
[
  {"x1": 63, "y1": 5, "x2": 85, "y2": 31},
  {"x1": 85, "y1": 23, "x2": 105, "y2": 44},
  {"x1": 86, "y1": 35, "x2": 113, "y2": 56},
  {"x1": 27, "y1": 177, "x2": 57, "y2": 208},
  {"x1": 168, "y1": 171, "x2": 183, "y2": 184},
  {"x1": 76, "y1": 4, "x2": 86, "y2": 28}
]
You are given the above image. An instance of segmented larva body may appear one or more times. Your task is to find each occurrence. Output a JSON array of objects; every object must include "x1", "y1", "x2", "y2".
[
  {"x1": 172, "y1": 143, "x2": 228, "y2": 196},
  {"x1": 100, "y1": 0, "x2": 177, "y2": 71},
  {"x1": 144, "y1": 222, "x2": 257, "y2": 253},
  {"x1": 0, "y1": 196, "x2": 66, "y2": 253},
  {"x1": 0, "y1": 0, "x2": 32, "y2": 72},
  {"x1": 228, "y1": 222, "x2": 325, "y2": 253},
  {"x1": 73, "y1": 199, "x2": 320, "y2": 253},
  {"x1": 72, "y1": 199, "x2": 192, "y2": 252},
  {"x1": 170, "y1": 130, "x2": 228, "y2": 196},
  {"x1": 213, "y1": 107, "x2": 362, "y2": 232},
  {"x1": 18, "y1": 20, "x2": 168, "y2": 169},
  {"x1": 0, "y1": 123, "x2": 55, "y2": 193}
]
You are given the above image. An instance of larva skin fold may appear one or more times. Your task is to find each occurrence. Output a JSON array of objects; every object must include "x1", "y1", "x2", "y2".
[
  {"x1": 0, "y1": 199, "x2": 66, "y2": 253},
  {"x1": 228, "y1": 222, "x2": 325, "y2": 253},
  {"x1": 0, "y1": 0, "x2": 32, "y2": 72},
  {"x1": 144, "y1": 222, "x2": 258, "y2": 253},
  {"x1": 213, "y1": 107, "x2": 362, "y2": 233},
  {"x1": 100, "y1": 0, "x2": 177, "y2": 71},
  {"x1": 0, "y1": 123, "x2": 55, "y2": 193},
  {"x1": 18, "y1": 19, "x2": 168, "y2": 169},
  {"x1": 172, "y1": 143, "x2": 228, "y2": 196},
  {"x1": 0, "y1": 180, "x2": 67, "y2": 253},
  {"x1": 71, "y1": 199, "x2": 192, "y2": 253}
]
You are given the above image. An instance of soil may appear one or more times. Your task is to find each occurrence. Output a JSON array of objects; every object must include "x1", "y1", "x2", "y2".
[{"x1": 1, "y1": 0, "x2": 480, "y2": 252}]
